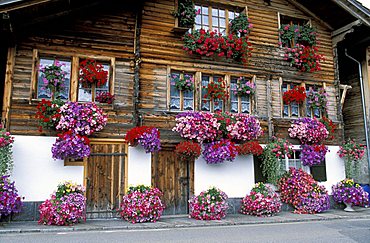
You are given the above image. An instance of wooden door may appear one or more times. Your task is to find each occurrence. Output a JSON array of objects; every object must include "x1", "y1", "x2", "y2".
[
  {"x1": 85, "y1": 141, "x2": 127, "y2": 218},
  {"x1": 152, "y1": 148, "x2": 194, "y2": 215}
]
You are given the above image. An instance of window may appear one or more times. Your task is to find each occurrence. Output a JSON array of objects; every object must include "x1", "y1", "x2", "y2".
[
  {"x1": 230, "y1": 76, "x2": 251, "y2": 114},
  {"x1": 305, "y1": 85, "x2": 321, "y2": 118},
  {"x1": 37, "y1": 57, "x2": 71, "y2": 100},
  {"x1": 282, "y1": 82, "x2": 300, "y2": 118},
  {"x1": 169, "y1": 72, "x2": 194, "y2": 111},
  {"x1": 195, "y1": 5, "x2": 239, "y2": 34},
  {"x1": 201, "y1": 74, "x2": 224, "y2": 112},
  {"x1": 310, "y1": 161, "x2": 327, "y2": 182},
  {"x1": 279, "y1": 14, "x2": 310, "y2": 47},
  {"x1": 31, "y1": 50, "x2": 115, "y2": 103}
]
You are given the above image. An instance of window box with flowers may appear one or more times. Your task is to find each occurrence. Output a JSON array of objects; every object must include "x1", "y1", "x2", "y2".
[
  {"x1": 172, "y1": 0, "x2": 200, "y2": 33},
  {"x1": 281, "y1": 83, "x2": 306, "y2": 118}
]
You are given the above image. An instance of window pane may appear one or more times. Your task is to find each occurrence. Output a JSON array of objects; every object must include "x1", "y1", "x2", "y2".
[
  {"x1": 170, "y1": 73, "x2": 180, "y2": 110},
  {"x1": 212, "y1": 8, "x2": 218, "y2": 16},
  {"x1": 219, "y1": 9, "x2": 225, "y2": 18},
  {"x1": 314, "y1": 108, "x2": 320, "y2": 118},
  {"x1": 283, "y1": 105, "x2": 289, "y2": 117},
  {"x1": 170, "y1": 97, "x2": 180, "y2": 110},
  {"x1": 37, "y1": 58, "x2": 71, "y2": 100},
  {"x1": 310, "y1": 162, "x2": 327, "y2": 182},
  {"x1": 219, "y1": 18, "x2": 226, "y2": 28},
  {"x1": 202, "y1": 16, "x2": 209, "y2": 25},
  {"x1": 291, "y1": 103, "x2": 299, "y2": 117},
  {"x1": 78, "y1": 85, "x2": 92, "y2": 102},
  {"x1": 214, "y1": 100, "x2": 223, "y2": 112},
  {"x1": 201, "y1": 76, "x2": 210, "y2": 111},
  {"x1": 241, "y1": 95, "x2": 250, "y2": 114},
  {"x1": 183, "y1": 90, "x2": 194, "y2": 111},
  {"x1": 212, "y1": 17, "x2": 219, "y2": 28},
  {"x1": 202, "y1": 6, "x2": 208, "y2": 15},
  {"x1": 230, "y1": 80, "x2": 238, "y2": 113},
  {"x1": 229, "y1": 11, "x2": 234, "y2": 20},
  {"x1": 195, "y1": 15, "x2": 201, "y2": 25},
  {"x1": 231, "y1": 102, "x2": 238, "y2": 113}
]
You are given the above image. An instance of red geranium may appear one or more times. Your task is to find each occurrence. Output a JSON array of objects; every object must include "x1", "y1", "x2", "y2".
[
  {"x1": 237, "y1": 141, "x2": 263, "y2": 156},
  {"x1": 320, "y1": 117, "x2": 336, "y2": 140},
  {"x1": 35, "y1": 99, "x2": 65, "y2": 132},
  {"x1": 203, "y1": 77, "x2": 229, "y2": 103},
  {"x1": 79, "y1": 59, "x2": 108, "y2": 87},
  {"x1": 283, "y1": 86, "x2": 306, "y2": 105},
  {"x1": 175, "y1": 141, "x2": 201, "y2": 160},
  {"x1": 125, "y1": 126, "x2": 158, "y2": 146}
]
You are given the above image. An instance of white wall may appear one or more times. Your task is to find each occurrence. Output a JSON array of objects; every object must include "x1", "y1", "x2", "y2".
[
  {"x1": 321, "y1": 146, "x2": 346, "y2": 194},
  {"x1": 11, "y1": 135, "x2": 84, "y2": 201},
  {"x1": 127, "y1": 146, "x2": 152, "y2": 187},
  {"x1": 195, "y1": 155, "x2": 255, "y2": 198}
]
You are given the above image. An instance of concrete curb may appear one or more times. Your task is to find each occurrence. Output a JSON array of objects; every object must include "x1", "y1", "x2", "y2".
[{"x1": 1, "y1": 211, "x2": 370, "y2": 235}]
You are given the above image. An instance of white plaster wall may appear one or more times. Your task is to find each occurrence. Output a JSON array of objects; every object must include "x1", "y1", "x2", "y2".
[
  {"x1": 194, "y1": 155, "x2": 255, "y2": 198},
  {"x1": 127, "y1": 146, "x2": 151, "y2": 187},
  {"x1": 321, "y1": 146, "x2": 346, "y2": 194},
  {"x1": 11, "y1": 135, "x2": 84, "y2": 201}
]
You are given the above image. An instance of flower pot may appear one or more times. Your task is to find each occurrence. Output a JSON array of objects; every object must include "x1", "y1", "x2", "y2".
[{"x1": 344, "y1": 202, "x2": 355, "y2": 212}]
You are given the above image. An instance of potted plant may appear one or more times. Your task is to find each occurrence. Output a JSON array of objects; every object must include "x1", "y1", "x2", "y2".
[
  {"x1": 0, "y1": 175, "x2": 22, "y2": 222},
  {"x1": 35, "y1": 99, "x2": 65, "y2": 132},
  {"x1": 282, "y1": 86, "x2": 306, "y2": 105},
  {"x1": 306, "y1": 88, "x2": 328, "y2": 112},
  {"x1": 175, "y1": 141, "x2": 201, "y2": 161},
  {"x1": 120, "y1": 185, "x2": 165, "y2": 223},
  {"x1": 202, "y1": 139, "x2": 238, "y2": 164},
  {"x1": 337, "y1": 139, "x2": 366, "y2": 178},
  {"x1": 79, "y1": 59, "x2": 108, "y2": 88},
  {"x1": 240, "y1": 182, "x2": 281, "y2": 217},
  {"x1": 203, "y1": 77, "x2": 229, "y2": 104},
  {"x1": 234, "y1": 77, "x2": 255, "y2": 96},
  {"x1": 0, "y1": 126, "x2": 14, "y2": 176},
  {"x1": 229, "y1": 13, "x2": 253, "y2": 37},
  {"x1": 332, "y1": 179, "x2": 369, "y2": 211},
  {"x1": 39, "y1": 60, "x2": 68, "y2": 100},
  {"x1": 173, "y1": 0, "x2": 199, "y2": 29},
  {"x1": 95, "y1": 91, "x2": 115, "y2": 104},
  {"x1": 320, "y1": 116, "x2": 336, "y2": 140},
  {"x1": 51, "y1": 131, "x2": 91, "y2": 160},
  {"x1": 236, "y1": 141, "x2": 263, "y2": 156},
  {"x1": 300, "y1": 144, "x2": 328, "y2": 167},
  {"x1": 288, "y1": 117, "x2": 328, "y2": 144},
  {"x1": 189, "y1": 187, "x2": 229, "y2": 220},
  {"x1": 171, "y1": 73, "x2": 194, "y2": 91},
  {"x1": 125, "y1": 126, "x2": 161, "y2": 153}
]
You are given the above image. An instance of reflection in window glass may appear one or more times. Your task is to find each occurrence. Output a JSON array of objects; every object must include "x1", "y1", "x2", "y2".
[
  {"x1": 37, "y1": 58, "x2": 71, "y2": 100},
  {"x1": 78, "y1": 63, "x2": 109, "y2": 102},
  {"x1": 201, "y1": 75, "x2": 210, "y2": 111},
  {"x1": 230, "y1": 79, "x2": 238, "y2": 113}
]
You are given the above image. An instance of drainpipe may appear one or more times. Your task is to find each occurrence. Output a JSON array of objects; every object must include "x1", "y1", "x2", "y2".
[{"x1": 345, "y1": 49, "x2": 370, "y2": 178}]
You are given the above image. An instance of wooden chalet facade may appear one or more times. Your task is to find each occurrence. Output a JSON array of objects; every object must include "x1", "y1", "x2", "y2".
[{"x1": 0, "y1": 0, "x2": 368, "y2": 218}]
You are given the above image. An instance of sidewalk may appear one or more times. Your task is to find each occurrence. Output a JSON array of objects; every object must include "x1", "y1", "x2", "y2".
[{"x1": 1, "y1": 208, "x2": 370, "y2": 234}]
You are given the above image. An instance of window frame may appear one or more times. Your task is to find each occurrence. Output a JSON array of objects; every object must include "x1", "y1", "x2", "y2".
[
  {"x1": 305, "y1": 83, "x2": 324, "y2": 119},
  {"x1": 277, "y1": 13, "x2": 311, "y2": 47},
  {"x1": 168, "y1": 70, "x2": 196, "y2": 111},
  {"x1": 30, "y1": 49, "x2": 116, "y2": 103},
  {"x1": 279, "y1": 78, "x2": 304, "y2": 118}
]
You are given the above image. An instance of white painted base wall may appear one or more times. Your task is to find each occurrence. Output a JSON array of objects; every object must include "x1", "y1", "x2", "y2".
[
  {"x1": 11, "y1": 135, "x2": 84, "y2": 202},
  {"x1": 127, "y1": 146, "x2": 152, "y2": 187},
  {"x1": 321, "y1": 146, "x2": 346, "y2": 194},
  {"x1": 195, "y1": 155, "x2": 255, "y2": 198}
]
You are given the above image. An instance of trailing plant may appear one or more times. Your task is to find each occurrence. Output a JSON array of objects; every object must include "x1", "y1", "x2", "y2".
[
  {"x1": 279, "y1": 24, "x2": 317, "y2": 47},
  {"x1": 35, "y1": 99, "x2": 65, "y2": 132},
  {"x1": 283, "y1": 44, "x2": 324, "y2": 72},
  {"x1": 120, "y1": 186, "x2": 165, "y2": 223},
  {"x1": 300, "y1": 144, "x2": 328, "y2": 167},
  {"x1": 240, "y1": 182, "x2": 282, "y2": 217},
  {"x1": 175, "y1": 141, "x2": 202, "y2": 161},
  {"x1": 202, "y1": 139, "x2": 238, "y2": 164},
  {"x1": 171, "y1": 73, "x2": 194, "y2": 91},
  {"x1": 38, "y1": 181, "x2": 86, "y2": 226},
  {"x1": 229, "y1": 13, "x2": 253, "y2": 36},
  {"x1": 237, "y1": 141, "x2": 263, "y2": 156},
  {"x1": 225, "y1": 113, "x2": 263, "y2": 142},
  {"x1": 261, "y1": 138, "x2": 293, "y2": 184},
  {"x1": 282, "y1": 86, "x2": 306, "y2": 105},
  {"x1": 203, "y1": 77, "x2": 229, "y2": 104},
  {"x1": 173, "y1": 0, "x2": 199, "y2": 28},
  {"x1": 0, "y1": 175, "x2": 23, "y2": 218},
  {"x1": 189, "y1": 187, "x2": 229, "y2": 220},
  {"x1": 338, "y1": 139, "x2": 366, "y2": 178},
  {"x1": 332, "y1": 179, "x2": 369, "y2": 207},
  {"x1": 125, "y1": 126, "x2": 161, "y2": 153},
  {"x1": 79, "y1": 59, "x2": 108, "y2": 87},
  {"x1": 278, "y1": 168, "x2": 330, "y2": 214},
  {"x1": 306, "y1": 88, "x2": 328, "y2": 112},
  {"x1": 320, "y1": 117, "x2": 336, "y2": 140},
  {"x1": 288, "y1": 117, "x2": 328, "y2": 144},
  {"x1": 39, "y1": 60, "x2": 68, "y2": 99},
  {"x1": 51, "y1": 131, "x2": 90, "y2": 160},
  {"x1": 95, "y1": 91, "x2": 115, "y2": 104},
  {"x1": 234, "y1": 77, "x2": 255, "y2": 96},
  {"x1": 0, "y1": 126, "x2": 14, "y2": 176}
]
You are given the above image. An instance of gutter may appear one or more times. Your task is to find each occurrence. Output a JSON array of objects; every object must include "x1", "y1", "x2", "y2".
[{"x1": 344, "y1": 49, "x2": 370, "y2": 178}]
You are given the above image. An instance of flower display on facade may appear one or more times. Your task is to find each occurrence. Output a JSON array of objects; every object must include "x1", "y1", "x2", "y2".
[
  {"x1": 36, "y1": 99, "x2": 65, "y2": 132},
  {"x1": 225, "y1": 113, "x2": 263, "y2": 142},
  {"x1": 125, "y1": 126, "x2": 161, "y2": 153},
  {"x1": 0, "y1": 126, "x2": 14, "y2": 176},
  {"x1": 51, "y1": 131, "x2": 91, "y2": 160},
  {"x1": 39, "y1": 181, "x2": 86, "y2": 226},
  {"x1": 175, "y1": 141, "x2": 201, "y2": 161},
  {"x1": 79, "y1": 59, "x2": 108, "y2": 87},
  {"x1": 95, "y1": 91, "x2": 115, "y2": 104},
  {"x1": 0, "y1": 175, "x2": 23, "y2": 217},
  {"x1": 234, "y1": 77, "x2": 255, "y2": 96},
  {"x1": 288, "y1": 118, "x2": 328, "y2": 144},
  {"x1": 306, "y1": 88, "x2": 328, "y2": 112},
  {"x1": 120, "y1": 185, "x2": 165, "y2": 224},
  {"x1": 229, "y1": 13, "x2": 253, "y2": 36},
  {"x1": 320, "y1": 117, "x2": 336, "y2": 140},
  {"x1": 39, "y1": 60, "x2": 68, "y2": 99},
  {"x1": 300, "y1": 144, "x2": 328, "y2": 167},
  {"x1": 173, "y1": 0, "x2": 200, "y2": 28},
  {"x1": 240, "y1": 183, "x2": 281, "y2": 217},
  {"x1": 189, "y1": 187, "x2": 229, "y2": 220},
  {"x1": 338, "y1": 139, "x2": 366, "y2": 178},
  {"x1": 202, "y1": 139, "x2": 238, "y2": 164},
  {"x1": 283, "y1": 44, "x2": 324, "y2": 72},
  {"x1": 282, "y1": 86, "x2": 306, "y2": 105},
  {"x1": 203, "y1": 77, "x2": 229, "y2": 103},
  {"x1": 236, "y1": 141, "x2": 263, "y2": 156},
  {"x1": 279, "y1": 24, "x2": 317, "y2": 47},
  {"x1": 332, "y1": 179, "x2": 369, "y2": 207},
  {"x1": 171, "y1": 73, "x2": 194, "y2": 91}
]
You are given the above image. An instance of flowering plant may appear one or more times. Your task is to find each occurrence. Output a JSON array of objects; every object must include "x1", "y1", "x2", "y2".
[
  {"x1": 229, "y1": 13, "x2": 253, "y2": 36},
  {"x1": 125, "y1": 126, "x2": 161, "y2": 153},
  {"x1": 56, "y1": 102, "x2": 107, "y2": 136},
  {"x1": 35, "y1": 99, "x2": 65, "y2": 132},
  {"x1": 95, "y1": 92, "x2": 115, "y2": 104},
  {"x1": 300, "y1": 144, "x2": 328, "y2": 166},
  {"x1": 283, "y1": 44, "x2": 324, "y2": 72},
  {"x1": 278, "y1": 168, "x2": 330, "y2": 214},
  {"x1": 173, "y1": 0, "x2": 199, "y2": 28},
  {"x1": 202, "y1": 139, "x2": 238, "y2": 164},
  {"x1": 225, "y1": 113, "x2": 263, "y2": 142},
  {"x1": 175, "y1": 141, "x2": 201, "y2": 160},
  {"x1": 39, "y1": 181, "x2": 86, "y2": 226},
  {"x1": 171, "y1": 73, "x2": 194, "y2": 91},
  {"x1": 0, "y1": 175, "x2": 22, "y2": 217},
  {"x1": 307, "y1": 88, "x2": 328, "y2": 112},
  {"x1": 338, "y1": 139, "x2": 366, "y2": 178},
  {"x1": 288, "y1": 118, "x2": 328, "y2": 144},
  {"x1": 203, "y1": 77, "x2": 229, "y2": 103},
  {"x1": 320, "y1": 117, "x2": 336, "y2": 140},
  {"x1": 332, "y1": 179, "x2": 369, "y2": 207},
  {"x1": 182, "y1": 29, "x2": 252, "y2": 64},
  {"x1": 279, "y1": 24, "x2": 317, "y2": 47},
  {"x1": 240, "y1": 183, "x2": 281, "y2": 217},
  {"x1": 189, "y1": 187, "x2": 229, "y2": 220},
  {"x1": 237, "y1": 141, "x2": 263, "y2": 156},
  {"x1": 261, "y1": 138, "x2": 293, "y2": 184},
  {"x1": 39, "y1": 60, "x2": 68, "y2": 99},
  {"x1": 172, "y1": 111, "x2": 220, "y2": 143},
  {"x1": 120, "y1": 185, "x2": 165, "y2": 223},
  {"x1": 0, "y1": 126, "x2": 14, "y2": 176},
  {"x1": 283, "y1": 86, "x2": 306, "y2": 105},
  {"x1": 234, "y1": 77, "x2": 255, "y2": 96},
  {"x1": 79, "y1": 59, "x2": 108, "y2": 87},
  {"x1": 51, "y1": 131, "x2": 90, "y2": 160}
]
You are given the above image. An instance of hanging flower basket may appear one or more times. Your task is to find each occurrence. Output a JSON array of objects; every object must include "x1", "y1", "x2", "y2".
[
  {"x1": 234, "y1": 77, "x2": 255, "y2": 96},
  {"x1": 175, "y1": 141, "x2": 201, "y2": 161},
  {"x1": 320, "y1": 117, "x2": 336, "y2": 140},
  {"x1": 300, "y1": 144, "x2": 328, "y2": 166},
  {"x1": 282, "y1": 86, "x2": 306, "y2": 105},
  {"x1": 203, "y1": 77, "x2": 229, "y2": 103},
  {"x1": 332, "y1": 179, "x2": 369, "y2": 208},
  {"x1": 171, "y1": 73, "x2": 194, "y2": 91},
  {"x1": 51, "y1": 131, "x2": 91, "y2": 160},
  {"x1": 236, "y1": 141, "x2": 263, "y2": 156},
  {"x1": 307, "y1": 88, "x2": 328, "y2": 112},
  {"x1": 125, "y1": 126, "x2": 161, "y2": 153},
  {"x1": 79, "y1": 59, "x2": 108, "y2": 87},
  {"x1": 173, "y1": 0, "x2": 199, "y2": 28},
  {"x1": 288, "y1": 118, "x2": 328, "y2": 144},
  {"x1": 229, "y1": 13, "x2": 253, "y2": 37},
  {"x1": 35, "y1": 99, "x2": 65, "y2": 132},
  {"x1": 202, "y1": 139, "x2": 238, "y2": 164}
]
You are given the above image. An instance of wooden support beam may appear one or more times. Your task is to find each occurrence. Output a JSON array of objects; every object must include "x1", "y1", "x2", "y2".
[
  {"x1": 339, "y1": 84, "x2": 352, "y2": 109},
  {"x1": 2, "y1": 47, "x2": 15, "y2": 129}
]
